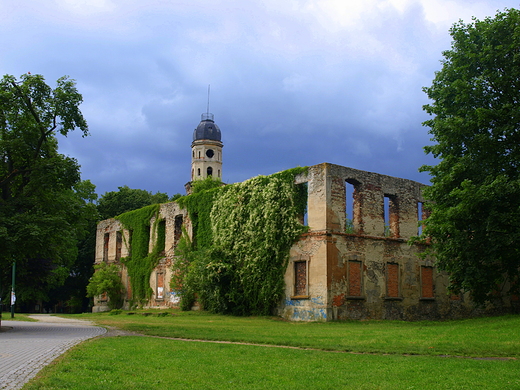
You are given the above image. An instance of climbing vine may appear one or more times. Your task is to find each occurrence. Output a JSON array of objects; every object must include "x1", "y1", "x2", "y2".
[
  {"x1": 174, "y1": 167, "x2": 308, "y2": 315},
  {"x1": 116, "y1": 204, "x2": 162, "y2": 305}
]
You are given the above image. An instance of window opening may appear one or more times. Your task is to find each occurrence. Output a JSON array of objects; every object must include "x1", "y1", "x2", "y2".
[
  {"x1": 174, "y1": 215, "x2": 183, "y2": 250},
  {"x1": 298, "y1": 182, "x2": 308, "y2": 226},
  {"x1": 103, "y1": 233, "x2": 109, "y2": 262},
  {"x1": 156, "y1": 272, "x2": 164, "y2": 299},
  {"x1": 115, "y1": 231, "x2": 122, "y2": 261},
  {"x1": 157, "y1": 220, "x2": 166, "y2": 256},
  {"x1": 345, "y1": 180, "x2": 359, "y2": 233},
  {"x1": 386, "y1": 263, "x2": 400, "y2": 298},
  {"x1": 384, "y1": 194, "x2": 399, "y2": 237},
  {"x1": 294, "y1": 261, "x2": 307, "y2": 296},
  {"x1": 421, "y1": 266, "x2": 434, "y2": 298},
  {"x1": 348, "y1": 260, "x2": 362, "y2": 296},
  {"x1": 207, "y1": 166, "x2": 213, "y2": 176},
  {"x1": 197, "y1": 168, "x2": 201, "y2": 176},
  {"x1": 417, "y1": 202, "x2": 423, "y2": 235}
]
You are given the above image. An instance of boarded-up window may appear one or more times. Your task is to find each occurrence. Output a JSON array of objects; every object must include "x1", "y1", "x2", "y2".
[
  {"x1": 103, "y1": 233, "x2": 110, "y2": 262},
  {"x1": 157, "y1": 273, "x2": 164, "y2": 299},
  {"x1": 386, "y1": 263, "x2": 400, "y2": 298},
  {"x1": 348, "y1": 261, "x2": 362, "y2": 296},
  {"x1": 115, "y1": 231, "x2": 122, "y2": 261},
  {"x1": 294, "y1": 261, "x2": 307, "y2": 296},
  {"x1": 421, "y1": 266, "x2": 434, "y2": 298}
]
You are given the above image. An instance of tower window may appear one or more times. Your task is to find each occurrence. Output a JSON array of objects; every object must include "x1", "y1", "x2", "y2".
[
  {"x1": 206, "y1": 149, "x2": 214, "y2": 158},
  {"x1": 207, "y1": 166, "x2": 213, "y2": 176},
  {"x1": 197, "y1": 168, "x2": 201, "y2": 176}
]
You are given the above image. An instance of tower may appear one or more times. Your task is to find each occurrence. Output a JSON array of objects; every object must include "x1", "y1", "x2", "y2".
[{"x1": 191, "y1": 112, "x2": 223, "y2": 181}]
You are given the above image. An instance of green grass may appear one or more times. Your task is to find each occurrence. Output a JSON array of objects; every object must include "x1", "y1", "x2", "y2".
[
  {"x1": 24, "y1": 336, "x2": 520, "y2": 390},
  {"x1": 22, "y1": 311, "x2": 520, "y2": 389},
  {"x1": 2, "y1": 313, "x2": 38, "y2": 322},
  {"x1": 65, "y1": 310, "x2": 520, "y2": 357}
]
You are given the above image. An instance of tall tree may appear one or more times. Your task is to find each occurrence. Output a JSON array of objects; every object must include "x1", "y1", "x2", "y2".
[
  {"x1": 97, "y1": 185, "x2": 170, "y2": 220},
  {"x1": 0, "y1": 73, "x2": 93, "y2": 305},
  {"x1": 421, "y1": 8, "x2": 520, "y2": 304}
]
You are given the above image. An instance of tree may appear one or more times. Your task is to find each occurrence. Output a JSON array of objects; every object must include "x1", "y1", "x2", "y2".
[
  {"x1": 86, "y1": 263, "x2": 124, "y2": 309},
  {"x1": 97, "y1": 185, "x2": 170, "y2": 220},
  {"x1": 0, "y1": 73, "x2": 93, "y2": 305},
  {"x1": 421, "y1": 8, "x2": 520, "y2": 304}
]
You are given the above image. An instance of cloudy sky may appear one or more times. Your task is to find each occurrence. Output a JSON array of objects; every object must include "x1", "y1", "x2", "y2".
[{"x1": 1, "y1": 0, "x2": 517, "y2": 197}]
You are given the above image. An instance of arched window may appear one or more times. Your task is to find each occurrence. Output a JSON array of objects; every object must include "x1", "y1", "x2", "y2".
[
  {"x1": 197, "y1": 168, "x2": 201, "y2": 176},
  {"x1": 207, "y1": 166, "x2": 213, "y2": 176}
]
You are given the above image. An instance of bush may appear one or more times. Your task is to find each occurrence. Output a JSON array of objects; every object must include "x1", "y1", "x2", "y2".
[{"x1": 86, "y1": 263, "x2": 124, "y2": 309}]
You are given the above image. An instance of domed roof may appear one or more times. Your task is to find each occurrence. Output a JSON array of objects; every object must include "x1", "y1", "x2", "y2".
[{"x1": 193, "y1": 113, "x2": 221, "y2": 142}]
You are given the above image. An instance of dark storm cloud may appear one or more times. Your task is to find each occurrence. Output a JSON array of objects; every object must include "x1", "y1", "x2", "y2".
[{"x1": 1, "y1": 0, "x2": 517, "y2": 197}]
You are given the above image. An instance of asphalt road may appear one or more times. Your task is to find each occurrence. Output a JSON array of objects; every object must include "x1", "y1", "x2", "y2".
[{"x1": 0, "y1": 314, "x2": 106, "y2": 390}]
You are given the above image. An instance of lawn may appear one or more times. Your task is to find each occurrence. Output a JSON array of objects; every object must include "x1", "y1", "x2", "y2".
[{"x1": 22, "y1": 311, "x2": 520, "y2": 389}]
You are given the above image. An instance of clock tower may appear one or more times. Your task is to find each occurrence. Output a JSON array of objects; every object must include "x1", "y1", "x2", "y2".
[{"x1": 191, "y1": 112, "x2": 223, "y2": 181}]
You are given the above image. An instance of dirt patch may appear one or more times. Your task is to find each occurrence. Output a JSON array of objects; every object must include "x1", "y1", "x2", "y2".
[{"x1": 98, "y1": 326, "x2": 146, "y2": 338}]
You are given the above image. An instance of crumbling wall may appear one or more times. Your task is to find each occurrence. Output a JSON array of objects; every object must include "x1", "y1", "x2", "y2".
[
  {"x1": 280, "y1": 163, "x2": 507, "y2": 321},
  {"x1": 92, "y1": 203, "x2": 189, "y2": 312}
]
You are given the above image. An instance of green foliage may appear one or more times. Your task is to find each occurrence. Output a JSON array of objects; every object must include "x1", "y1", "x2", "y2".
[
  {"x1": 97, "y1": 185, "x2": 169, "y2": 220},
  {"x1": 170, "y1": 228, "x2": 197, "y2": 311},
  {"x1": 86, "y1": 263, "x2": 124, "y2": 309},
  {"x1": 345, "y1": 217, "x2": 354, "y2": 234},
  {"x1": 421, "y1": 8, "x2": 520, "y2": 303},
  {"x1": 116, "y1": 204, "x2": 162, "y2": 305},
  {"x1": 190, "y1": 176, "x2": 224, "y2": 193},
  {"x1": 175, "y1": 167, "x2": 308, "y2": 315},
  {"x1": 0, "y1": 73, "x2": 93, "y2": 303}
]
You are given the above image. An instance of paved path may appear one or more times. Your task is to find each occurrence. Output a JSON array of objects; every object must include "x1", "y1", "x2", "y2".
[{"x1": 0, "y1": 315, "x2": 106, "y2": 390}]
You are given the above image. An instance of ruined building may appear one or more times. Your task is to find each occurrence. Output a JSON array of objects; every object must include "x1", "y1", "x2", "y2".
[{"x1": 93, "y1": 113, "x2": 515, "y2": 320}]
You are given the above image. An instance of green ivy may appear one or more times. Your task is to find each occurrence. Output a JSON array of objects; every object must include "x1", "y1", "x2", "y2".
[
  {"x1": 177, "y1": 177, "x2": 227, "y2": 249},
  {"x1": 174, "y1": 167, "x2": 308, "y2": 315},
  {"x1": 116, "y1": 204, "x2": 161, "y2": 305}
]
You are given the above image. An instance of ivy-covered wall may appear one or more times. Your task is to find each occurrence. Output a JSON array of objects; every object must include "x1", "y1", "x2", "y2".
[
  {"x1": 175, "y1": 168, "x2": 308, "y2": 315},
  {"x1": 92, "y1": 168, "x2": 308, "y2": 314},
  {"x1": 115, "y1": 204, "x2": 162, "y2": 305}
]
